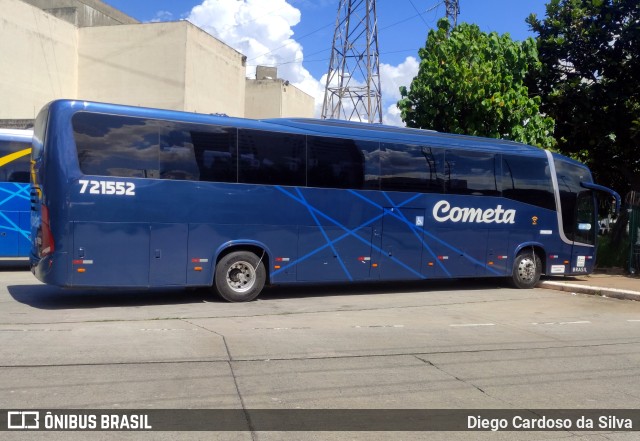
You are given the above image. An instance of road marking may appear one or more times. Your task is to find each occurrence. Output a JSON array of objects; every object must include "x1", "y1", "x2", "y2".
[
  {"x1": 252, "y1": 327, "x2": 311, "y2": 330},
  {"x1": 449, "y1": 323, "x2": 495, "y2": 327},
  {"x1": 139, "y1": 328, "x2": 199, "y2": 331},
  {"x1": 352, "y1": 325, "x2": 405, "y2": 328},
  {"x1": 0, "y1": 328, "x2": 71, "y2": 332},
  {"x1": 531, "y1": 321, "x2": 591, "y2": 325}
]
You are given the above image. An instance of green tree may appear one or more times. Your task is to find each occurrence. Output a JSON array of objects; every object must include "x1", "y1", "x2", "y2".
[
  {"x1": 527, "y1": 0, "x2": 640, "y2": 196},
  {"x1": 398, "y1": 18, "x2": 555, "y2": 148}
]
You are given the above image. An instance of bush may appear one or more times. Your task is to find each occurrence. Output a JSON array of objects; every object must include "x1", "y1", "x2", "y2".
[{"x1": 596, "y1": 234, "x2": 629, "y2": 269}]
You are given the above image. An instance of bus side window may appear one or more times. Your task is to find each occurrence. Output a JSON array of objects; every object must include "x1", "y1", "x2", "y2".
[
  {"x1": 307, "y1": 136, "x2": 365, "y2": 189},
  {"x1": 0, "y1": 140, "x2": 31, "y2": 183},
  {"x1": 445, "y1": 150, "x2": 499, "y2": 196},
  {"x1": 358, "y1": 140, "x2": 380, "y2": 190},
  {"x1": 238, "y1": 129, "x2": 305, "y2": 187},
  {"x1": 159, "y1": 128, "x2": 200, "y2": 181},
  {"x1": 192, "y1": 128, "x2": 238, "y2": 183},
  {"x1": 380, "y1": 143, "x2": 444, "y2": 193},
  {"x1": 8, "y1": 171, "x2": 30, "y2": 183},
  {"x1": 73, "y1": 113, "x2": 160, "y2": 178},
  {"x1": 502, "y1": 155, "x2": 556, "y2": 210}
]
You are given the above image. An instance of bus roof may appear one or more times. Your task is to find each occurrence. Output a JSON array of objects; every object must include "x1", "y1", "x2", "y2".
[
  {"x1": 261, "y1": 117, "x2": 544, "y2": 156},
  {"x1": 48, "y1": 99, "x2": 547, "y2": 157}
]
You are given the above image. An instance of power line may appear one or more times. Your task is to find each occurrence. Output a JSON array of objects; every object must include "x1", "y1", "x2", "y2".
[
  {"x1": 247, "y1": 48, "x2": 420, "y2": 69},
  {"x1": 378, "y1": 1, "x2": 443, "y2": 32},
  {"x1": 408, "y1": 0, "x2": 430, "y2": 26},
  {"x1": 249, "y1": 1, "x2": 443, "y2": 65},
  {"x1": 253, "y1": 1, "x2": 445, "y2": 71},
  {"x1": 246, "y1": 22, "x2": 333, "y2": 62}
]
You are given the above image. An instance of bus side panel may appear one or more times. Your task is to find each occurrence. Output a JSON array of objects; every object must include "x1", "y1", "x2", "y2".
[
  {"x1": 570, "y1": 244, "x2": 595, "y2": 275},
  {"x1": 297, "y1": 226, "x2": 373, "y2": 281},
  {"x1": 432, "y1": 227, "x2": 488, "y2": 277},
  {"x1": 487, "y1": 230, "x2": 511, "y2": 275},
  {"x1": 547, "y1": 241, "x2": 575, "y2": 275},
  {"x1": 379, "y1": 208, "x2": 425, "y2": 280},
  {"x1": 150, "y1": 223, "x2": 188, "y2": 286},
  {"x1": 186, "y1": 223, "x2": 299, "y2": 286},
  {"x1": 0, "y1": 211, "x2": 20, "y2": 256},
  {"x1": 0, "y1": 183, "x2": 30, "y2": 257},
  {"x1": 72, "y1": 222, "x2": 150, "y2": 287},
  {"x1": 186, "y1": 223, "x2": 217, "y2": 286},
  {"x1": 18, "y1": 211, "x2": 31, "y2": 257}
]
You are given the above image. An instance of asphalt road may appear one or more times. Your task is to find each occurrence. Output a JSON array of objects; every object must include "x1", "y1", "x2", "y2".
[{"x1": 1, "y1": 265, "x2": 640, "y2": 440}]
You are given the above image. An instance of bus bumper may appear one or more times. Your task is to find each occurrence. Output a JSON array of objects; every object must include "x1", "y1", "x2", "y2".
[{"x1": 31, "y1": 252, "x2": 69, "y2": 286}]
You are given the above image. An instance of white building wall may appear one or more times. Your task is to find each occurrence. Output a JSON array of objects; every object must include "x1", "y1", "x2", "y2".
[
  {"x1": 281, "y1": 82, "x2": 314, "y2": 118},
  {"x1": 1, "y1": 0, "x2": 312, "y2": 123},
  {"x1": 0, "y1": 0, "x2": 78, "y2": 120},
  {"x1": 78, "y1": 22, "x2": 188, "y2": 111},
  {"x1": 184, "y1": 24, "x2": 246, "y2": 117},
  {"x1": 244, "y1": 80, "x2": 281, "y2": 119},
  {"x1": 245, "y1": 79, "x2": 314, "y2": 119}
]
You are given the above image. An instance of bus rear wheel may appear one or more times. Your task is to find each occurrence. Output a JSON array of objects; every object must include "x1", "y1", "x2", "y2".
[
  {"x1": 215, "y1": 251, "x2": 266, "y2": 302},
  {"x1": 511, "y1": 251, "x2": 542, "y2": 289}
]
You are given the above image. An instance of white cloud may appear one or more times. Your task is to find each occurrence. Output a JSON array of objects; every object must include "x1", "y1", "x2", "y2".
[
  {"x1": 187, "y1": 0, "x2": 305, "y2": 79},
  {"x1": 187, "y1": 0, "x2": 419, "y2": 126},
  {"x1": 380, "y1": 56, "x2": 419, "y2": 126},
  {"x1": 380, "y1": 57, "x2": 419, "y2": 104},
  {"x1": 150, "y1": 11, "x2": 174, "y2": 23}
]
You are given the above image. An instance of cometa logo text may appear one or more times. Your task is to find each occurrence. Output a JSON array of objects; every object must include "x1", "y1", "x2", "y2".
[{"x1": 433, "y1": 200, "x2": 516, "y2": 224}]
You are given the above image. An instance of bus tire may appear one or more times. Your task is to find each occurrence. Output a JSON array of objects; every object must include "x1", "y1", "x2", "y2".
[
  {"x1": 214, "y1": 251, "x2": 266, "y2": 302},
  {"x1": 510, "y1": 251, "x2": 542, "y2": 289}
]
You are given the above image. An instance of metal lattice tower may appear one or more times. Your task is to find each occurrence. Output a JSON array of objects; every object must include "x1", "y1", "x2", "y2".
[
  {"x1": 445, "y1": 0, "x2": 460, "y2": 27},
  {"x1": 321, "y1": 0, "x2": 382, "y2": 124}
]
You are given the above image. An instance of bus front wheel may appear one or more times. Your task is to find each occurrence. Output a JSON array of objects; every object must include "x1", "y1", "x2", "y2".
[
  {"x1": 214, "y1": 251, "x2": 266, "y2": 302},
  {"x1": 511, "y1": 251, "x2": 541, "y2": 289}
]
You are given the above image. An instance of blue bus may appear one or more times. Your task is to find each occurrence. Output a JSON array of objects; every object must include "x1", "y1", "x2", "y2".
[
  {"x1": 30, "y1": 100, "x2": 620, "y2": 301},
  {"x1": 0, "y1": 128, "x2": 32, "y2": 260}
]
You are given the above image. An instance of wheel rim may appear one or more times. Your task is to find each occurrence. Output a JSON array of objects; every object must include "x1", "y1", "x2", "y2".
[
  {"x1": 226, "y1": 260, "x2": 256, "y2": 293},
  {"x1": 517, "y1": 256, "x2": 537, "y2": 282}
]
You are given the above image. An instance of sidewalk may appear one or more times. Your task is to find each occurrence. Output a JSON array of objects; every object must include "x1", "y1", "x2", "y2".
[{"x1": 538, "y1": 272, "x2": 640, "y2": 301}]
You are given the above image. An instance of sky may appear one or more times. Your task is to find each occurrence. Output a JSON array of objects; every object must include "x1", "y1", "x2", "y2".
[{"x1": 102, "y1": 0, "x2": 549, "y2": 125}]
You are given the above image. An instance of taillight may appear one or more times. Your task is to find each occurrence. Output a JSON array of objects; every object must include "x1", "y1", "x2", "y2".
[{"x1": 40, "y1": 205, "x2": 54, "y2": 257}]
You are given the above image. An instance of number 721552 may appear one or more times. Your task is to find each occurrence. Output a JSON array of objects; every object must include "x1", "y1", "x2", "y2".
[{"x1": 78, "y1": 179, "x2": 136, "y2": 196}]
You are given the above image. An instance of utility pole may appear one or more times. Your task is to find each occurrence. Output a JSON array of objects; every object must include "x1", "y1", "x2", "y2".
[
  {"x1": 321, "y1": 0, "x2": 382, "y2": 124},
  {"x1": 444, "y1": 0, "x2": 460, "y2": 27}
]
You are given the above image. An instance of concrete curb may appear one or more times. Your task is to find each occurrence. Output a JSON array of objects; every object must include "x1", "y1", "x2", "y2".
[{"x1": 538, "y1": 280, "x2": 640, "y2": 301}]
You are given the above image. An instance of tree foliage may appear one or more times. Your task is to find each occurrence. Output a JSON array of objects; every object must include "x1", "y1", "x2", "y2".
[
  {"x1": 527, "y1": 0, "x2": 640, "y2": 196},
  {"x1": 398, "y1": 18, "x2": 555, "y2": 148}
]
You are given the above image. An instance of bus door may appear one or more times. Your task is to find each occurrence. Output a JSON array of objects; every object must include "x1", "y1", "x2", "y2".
[
  {"x1": 150, "y1": 223, "x2": 188, "y2": 285},
  {"x1": 568, "y1": 190, "x2": 596, "y2": 272},
  {"x1": 379, "y1": 207, "x2": 425, "y2": 280}
]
